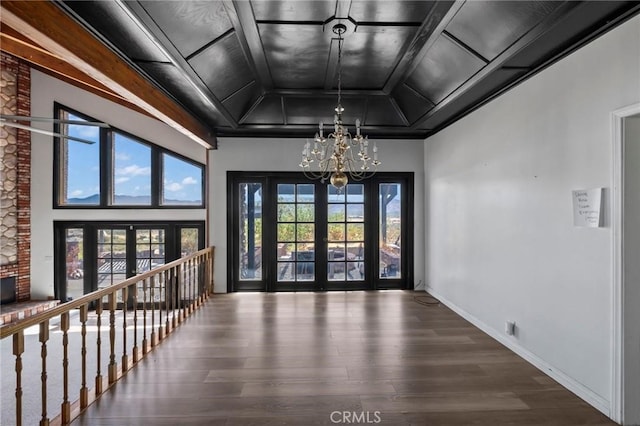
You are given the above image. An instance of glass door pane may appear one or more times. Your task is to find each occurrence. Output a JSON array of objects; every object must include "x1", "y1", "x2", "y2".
[
  {"x1": 64, "y1": 228, "x2": 84, "y2": 301},
  {"x1": 135, "y1": 228, "x2": 165, "y2": 274},
  {"x1": 276, "y1": 183, "x2": 316, "y2": 284},
  {"x1": 97, "y1": 228, "x2": 128, "y2": 289},
  {"x1": 239, "y1": 183, "x2": 262, "y2": 280},
  {"x1": 180, "y1": 227, "x2": 200, "y2": 256},
  {"x1": 327, "y1": 184, "x2": 365, "y2": 282},
  {"x1": 379, "y1": 183, "x2": 402, "y2": 279}
]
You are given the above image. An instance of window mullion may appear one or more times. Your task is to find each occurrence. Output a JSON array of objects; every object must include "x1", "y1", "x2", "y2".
[
  {"x1": 151, "y1": 148, "x2": 161, "y2": 207},
  {"x1": 101, "y1": 127, "x2": 112, "y2": 207}
]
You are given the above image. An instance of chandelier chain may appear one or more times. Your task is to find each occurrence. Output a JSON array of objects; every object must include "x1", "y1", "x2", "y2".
[
  {"x1": 336, "y1": 27, "x2": 343, "y2": 111},
  {"x1": 299, "y1": 23, "x2": 380, "y2": 190}
]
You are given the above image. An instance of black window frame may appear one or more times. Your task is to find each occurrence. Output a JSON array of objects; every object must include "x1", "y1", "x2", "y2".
[{"x1": 53, "y1": 103, "x2": 205, "y2": 209}]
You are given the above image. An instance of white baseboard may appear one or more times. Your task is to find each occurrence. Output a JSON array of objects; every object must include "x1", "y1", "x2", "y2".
[{"x1": 425, "y1": 286, "x2": 612, "y2": 419}]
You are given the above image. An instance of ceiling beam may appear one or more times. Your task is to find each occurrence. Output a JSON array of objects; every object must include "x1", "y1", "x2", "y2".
[
  {"x1": 0, "y1": 0, "x2": 216, "y2": 149},
  {"x1": 383, "y1": 0, "x2": 464, "y2": 94},
  {"x1": 226, "y1": 0, "x2": 274, "y2": 90},
  {"x1": 0, "y1": 25, "x2": 152, "y2": 118}
]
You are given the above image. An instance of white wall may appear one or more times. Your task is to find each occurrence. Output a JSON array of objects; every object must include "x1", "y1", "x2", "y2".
[
  {"x1": 209, "y1": 137, "x2": 425, "y2": 293},
  {"x1": 30, "y1": 70, "x2": 207, "y2": 299},
  {"x1": 624, "y1": 115, "x2": 640, "y2": 425},
  {"x1": 424, "y1": 14, "x2": 640, "y2": 417}
]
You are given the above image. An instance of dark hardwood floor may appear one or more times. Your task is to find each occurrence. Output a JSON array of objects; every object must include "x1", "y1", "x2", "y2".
[{"x1": 72, "y1": 291, "x2": 614, "y2": 425}]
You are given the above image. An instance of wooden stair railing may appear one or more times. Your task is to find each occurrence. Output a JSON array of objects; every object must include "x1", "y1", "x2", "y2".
[{"x1": 0, "y1": 246, "x2": 215, "y2": 426}]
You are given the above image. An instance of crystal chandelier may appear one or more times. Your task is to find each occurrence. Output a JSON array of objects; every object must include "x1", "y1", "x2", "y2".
[{"x1": 299, "y1": 23, "x2": 380, "y2": 190}]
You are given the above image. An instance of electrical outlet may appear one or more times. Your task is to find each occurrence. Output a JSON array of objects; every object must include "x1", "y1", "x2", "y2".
[{"x1": 505, "y1": 320, "x2": 516, "y2": 336}]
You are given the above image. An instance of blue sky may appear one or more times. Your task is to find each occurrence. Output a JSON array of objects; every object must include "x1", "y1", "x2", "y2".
[{"x1": 66, "y1": 114, "x2": 202, "y2": 203}]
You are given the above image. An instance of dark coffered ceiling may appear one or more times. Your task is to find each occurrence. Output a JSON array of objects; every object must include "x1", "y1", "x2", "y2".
[{"x1": 59, "y1": 0, "x2": 639, "y2": 140}]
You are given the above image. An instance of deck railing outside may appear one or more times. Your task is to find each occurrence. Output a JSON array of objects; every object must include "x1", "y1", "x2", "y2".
[{"x1": 0, "y1": 246, "x2": 215, "y2": 426}]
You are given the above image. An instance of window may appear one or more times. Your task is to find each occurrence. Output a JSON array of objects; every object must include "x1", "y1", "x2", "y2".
[
  {"x1": 162, "y1": 153, "x2": 204, "y2": 206},
  {"x1": 57, "y1": 111, "x2": 101, "y2": 205},
  {"x1": 54, "y1": 103, "x2": 205, "y2": 208},
  {"x1": 112, "y1": 133, "x2": 152, "y2": 205}
]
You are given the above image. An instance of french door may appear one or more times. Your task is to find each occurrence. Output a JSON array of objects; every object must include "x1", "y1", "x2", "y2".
[
  {"x1": 55, "y1": 221, "x2": 204, "y2": 302},
  {"x1": 229, "y1": 172, "x2": 413, "y2": 292}
]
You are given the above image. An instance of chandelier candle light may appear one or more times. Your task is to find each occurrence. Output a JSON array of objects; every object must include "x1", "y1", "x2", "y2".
[{"x1": 299, "y1": 23, "x2": 381, "y2": 190}]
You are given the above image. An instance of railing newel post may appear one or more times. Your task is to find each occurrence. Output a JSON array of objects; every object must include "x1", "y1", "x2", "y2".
[
  {"x1": 122, "y1": 286, "x2": 129, "y2": 372},
  {"x1": 60, "y1": 312, "x2": 71, "y2": 424},
  {"x1": 164, "y1": 269, "x2": 176, "y2": 333},
  {"x1": 150, "y1": 275, "x2": 156, "y2": 347},
  {"x1": 79, "y1": 305, "x2": 88, "y2": 410},
  {"x1": 39, "y1": 319, "x2": 50, "y2": 426},
  {"x1": 142, "y1": 278, "x2": 148, "y2": 355},
  {"x1": 133, "y1": 281, "x2": 139, "y2": 363},
  {"x1": 158, "y1": 272, "x2": 164, "y2": 341},
  {"x1": 95, "y1": 297, "x2": 103, "y2": 396},
  {"x1": 108, "y1": 293, "x2": 117, "y2": 384},
  {"x1": 13, "y1": 330, "x2": 24, "y2": 426}
]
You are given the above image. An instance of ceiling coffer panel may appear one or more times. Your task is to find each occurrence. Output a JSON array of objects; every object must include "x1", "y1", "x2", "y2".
[
  {"x1": 417, "y1": 68, "x2": 528, "y2": 129},
  {"x1": 445, "y1": 1, "x2": 560, "y2": 62},
  {"x1": 391, "y1": 84, "x2": 435, "y2": 126},
  {"x1": 243, "y1": 95, "x2": 284, "y2": 125},
  {"x1": 364, "y1": 97, "x2": 408, "y2": 127},
  {"x1": 139, "y1": 0, "x2": 233, "y2": 58},
  {"x1": 285, "y1": 96, "x2": 366, "y2": 126},
  {"x1": 259, "y1": 24, "x2": 330, "y2": 89},
  {"x1": 407, "y1": 34, "x2": 486, "y2": 105},
  {"x1": 189, "y1": 33, "x2": 254, "y2": 102},
  {"x1": 339, "y1": 27, "x2": 419, "y2": 90},
  {"x1": 349, "y1": 1, "x2": 437, "y2": 23},
  {"x1": 223, "y1": 81, "x2": 262, "y2": 123},
  {"x1": 250, "y1": 0, "x2": 337, "y2": 22}
]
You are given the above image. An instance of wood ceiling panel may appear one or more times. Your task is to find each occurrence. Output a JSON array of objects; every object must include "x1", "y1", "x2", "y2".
[
  {"x1": 189, "y1": 32, "x2": 254, "y2": 102},
  {"x1": 502, "y1": 0, "x2": 639, "y2": 69},
  {"x1": 339, "y1": 27, "x2": 418, "y2": 90},
  {"x1": 417, "y1": 68, "x2": 527, "y2": 129},
  {"x1": 63, "y1": 0, "x2": 168, "y2": 62},
  {"x1": 364, "y1": 97, "x2": 407, "y2": 126},
  {"x1": 223, "y1": 81, "x2": 262, "y2": 122},
  {"x1": 349, "y1": 0, "x2": 436, "y2": 23},
  {"x1": 407, "y1": 35, "x2": 486, "y2": 104},
  {"x1": 446, "y1": 0, "x2": 559, "y2": 61},
  {"x1": 243, "y1": 95, "x2": 285, "y2": 124},
  {"x1": 391, "y1": 84, "x2": 435, "y2": 125},
  {"x1": 250, "y1": 0, "x2": 336, "y2": 22},
  {"x1": 285, "y1": 96, "x2": 365, "y2": 126},
  {"x1": 259, "y1": 24, "x2": 330, "y2": 89},
  {"x1": 139, "y1": 0, "x2": 233, "y2": 58}
]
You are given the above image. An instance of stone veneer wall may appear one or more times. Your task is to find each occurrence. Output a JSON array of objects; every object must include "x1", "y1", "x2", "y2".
[{"x1": 0, "y1": 52, "x2": 31, "y2": 302}]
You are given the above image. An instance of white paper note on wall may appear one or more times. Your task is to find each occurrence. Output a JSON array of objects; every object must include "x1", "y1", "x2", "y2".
[{"x1": 572, "y1": 188, "x2": 603, "y2": 227}]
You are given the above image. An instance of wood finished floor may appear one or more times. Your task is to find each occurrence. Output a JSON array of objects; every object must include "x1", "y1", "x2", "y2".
[{"x1": 73, "y1": 291, "x2": 614, "y2": 425}]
